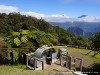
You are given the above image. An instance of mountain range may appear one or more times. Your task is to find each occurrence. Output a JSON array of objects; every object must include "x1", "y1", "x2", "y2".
[{"x1": 49, "y1": 15, "x2": 100, "y2": 38}]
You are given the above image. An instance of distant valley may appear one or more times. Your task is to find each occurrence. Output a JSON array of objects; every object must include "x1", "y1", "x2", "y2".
[{"x1": 49, "y1": 15, "x2": 100, "y2": 38}]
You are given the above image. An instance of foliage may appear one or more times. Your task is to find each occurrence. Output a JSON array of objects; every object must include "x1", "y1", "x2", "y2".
[
  {"x1": 0, "y1": 13, "x2": 77, "y2": 46},
  {"x1": 7, "y1": 50, "x2": 18, "y2": 63},
  {"x1": 76, "y1": 37, "x2": 86, "y2": 48},
  {"x1": 59, "y1": 35, "x2": 71, "y2": 45},
  {"x1": 5, "y1": 29, "x2": 58, "y2": 48},
  {"x1": 21, "y1": 36, "x2": 28, "y2": 43},
  {"x1": 14, "y1": 38, "x2": 21, "y2": 46},
  {"x1": 12, "y1": 32, "x2": 20, "y2": 37},
  {"x1": 91, "y1": 32, "x2": 100, "y2": 50}
]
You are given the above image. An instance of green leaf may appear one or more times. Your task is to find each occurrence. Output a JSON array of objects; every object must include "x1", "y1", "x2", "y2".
[
  {"x1": 21, "y1": 36, "x2": 28, "y2": 43},
  {"x1": 12, "y1": 32, "x2": 20, "y2": 37},
  {"x1": 20, "y1": 29, "x2": 29, "y2": 35},
  {"x1": 14, "y1": 38, "x2": 21, "y2": 46}
]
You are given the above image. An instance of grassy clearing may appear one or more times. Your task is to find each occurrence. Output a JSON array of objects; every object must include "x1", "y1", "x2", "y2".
[
  {"x1": 0, "y1": 65, "x2": 73, "y2": 75},
  {"x1": 54, "y1": 46, "x2": 100, "y2": 68},
  {"x1": 0, "y1": 65, "x2": 49, "y2": 75},
  {"x1": 0, "y1": 46, "x2": 100, "y2": 75}
]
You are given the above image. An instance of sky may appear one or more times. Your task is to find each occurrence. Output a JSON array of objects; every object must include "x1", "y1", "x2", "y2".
[{"x1": 0, "y1": 0, "x2": 100, "y2": 22}]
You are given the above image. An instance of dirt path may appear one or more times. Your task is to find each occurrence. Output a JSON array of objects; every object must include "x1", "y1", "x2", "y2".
[{"x1": 44, "y1": 59, "x2": 70, "y2": 72}]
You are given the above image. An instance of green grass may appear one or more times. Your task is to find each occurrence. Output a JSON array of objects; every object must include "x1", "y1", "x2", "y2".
[
  {"x1": 0, "y1": 65, "x2": 49, "y2": 75},
  {"x1": 54, "y1": 46, "x2": 100, "y2": 68},
  {"x1": 0, "y1": 65, "x2": 73, "y2": 75},
  {"x1": 0, "y1": 46, "x2": 100, "y2": 75}
]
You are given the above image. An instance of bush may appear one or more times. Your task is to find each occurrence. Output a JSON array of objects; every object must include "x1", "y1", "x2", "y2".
[{"x1": 7, "y1": 50, "x2": 19, "y2": 63}]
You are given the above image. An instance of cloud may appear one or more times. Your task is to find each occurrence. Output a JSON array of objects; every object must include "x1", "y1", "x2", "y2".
[
  {"x1": 21, "y1": 11, "x2": 45, "y2": 19},
  {"x1": 21, "y1": 11, "x2": 70, "y2": 22},
  {"x1": 20, "y1": 11, "x2": 100, "y2": 22},
  {"x1": 0, "y1": 5, "x2": 70, "y2": 22},
  {"x1": 44, "y1": 14, "x2": 70, "y2": 22},
  {"x1": 0, "y1": 5, "x2": 18, "y2": 14},
  {"x1": 0, "y1": 5, "x2": 100, "y2": 22},
  {"x1": 77, "y1": 16, "x2": 99, "y2": 22}
]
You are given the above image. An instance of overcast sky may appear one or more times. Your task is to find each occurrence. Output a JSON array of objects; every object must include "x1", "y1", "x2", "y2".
[{"x1": 0, "y1": 0, "x2": 100, "y2": 22}]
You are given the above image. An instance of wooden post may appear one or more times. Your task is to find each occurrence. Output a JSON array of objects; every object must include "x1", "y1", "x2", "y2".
[
  {"x1": 65, "y1": 56, "x2": 68, "y2": 68},
  {"x1": 26, "y1": 54, "x2": 28, "y2": 69},
  {"x1": 60, "y1": 52, "x2": 62, "y2": 65},
  {"x1": 34, "y1": 58, "x2": 36, "y2": 70},
  {"x1": 10, "y1": 51, "x2": 14, "y2": 64},
  {"x1": 61, "y1": 55, "x2": 64, "y2": 66},
  {"x1": 69, "y1": 56, "x2": 72, "y2": 69},
  {"x1": 80, "y1": 59, "x2": 83, "y2": 72},
  {"x1": 74, "y1": 58, "x2": 76, "y2": 71},
  {"x1": 42, "y1": 61, "x2": 44, "y2": 70},
  {"x1": 67, "y1": 51, "x2": 68, "y2": 56}
]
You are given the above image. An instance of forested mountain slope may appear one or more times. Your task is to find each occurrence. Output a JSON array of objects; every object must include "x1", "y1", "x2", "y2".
[{"x1": 0, "y1": 13, "x2": 77, "y2": 47}]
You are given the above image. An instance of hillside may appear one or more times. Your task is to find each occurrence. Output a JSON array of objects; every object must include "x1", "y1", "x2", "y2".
[
  {"x1": 0, "y1": 13, "x2": 77, "y2": 47},
  {"x1": 49, "y1": 15, "x2": 100, "y2": 38},
  {"x1": 50, "y1": 22, "x2": 100, "y2": 33},
  {"x1": 67, "y1": 26, "x2": 84, "y2": 36}
]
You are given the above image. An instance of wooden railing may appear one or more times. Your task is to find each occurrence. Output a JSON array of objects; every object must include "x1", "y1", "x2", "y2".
[
  {"x1": 76, "y1": 57, "x2": 83, "y2": 72},
  {"x1": 60, "y1": 53, "x2": 83, "y2": 72},
  {"x1": 34, "y1": 57, "x2": 44, "y2": 70},
  {"x1": 0, "y1": 47, "x2": 35, "y2": 50},
  {"x1": 26, "y1": 53, "x2": 44, "y2": 70}
]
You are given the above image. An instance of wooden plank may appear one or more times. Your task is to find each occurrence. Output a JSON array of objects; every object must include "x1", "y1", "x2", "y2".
[
  {"x1": 33, "y1": 57, "x2": 43, "y2": 62},
  {"x1": 69, "y1": 56, "x2": 72, "y2": 69},
  {"x1": 27, "y1": 66, "x2": 34, "y2": 70},
  {"x1": 32, "y1": 57, "x2": 44, "y2": 70},
  {"x1": 80, "y1": 59, "x2": 83, "y2": 72},
  {"x1": 42, "y1": 61, "x2": 44, "y2": 70},
  {"x1": 26, "y1": 52, "x2": 34, "y2": 56},
  {"x1": 76, "y1": 58, "x2": 82, "y2": 60},
  {"x1": 34, "y1": 58, "x2": 36, "y2": 70},
  {"x1": 74, "y1": 58, "x2": 76, "y2": 71},
  {"x1": 26, "y1": 55, "x2": 28, "y2": 69}
]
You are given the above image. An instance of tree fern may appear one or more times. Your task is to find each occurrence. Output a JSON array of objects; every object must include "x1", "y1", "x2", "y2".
[
  {"x1": 21, "y1": 35, "x2": 28, "y2": 43},
  {"x1": 14, "y1": 37, "x2": 21, "y2": 46}
]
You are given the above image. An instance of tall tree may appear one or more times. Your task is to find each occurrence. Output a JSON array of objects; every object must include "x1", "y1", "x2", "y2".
[{"x1": 92, "y1": 32, "x2": 100, "y2": 50}]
